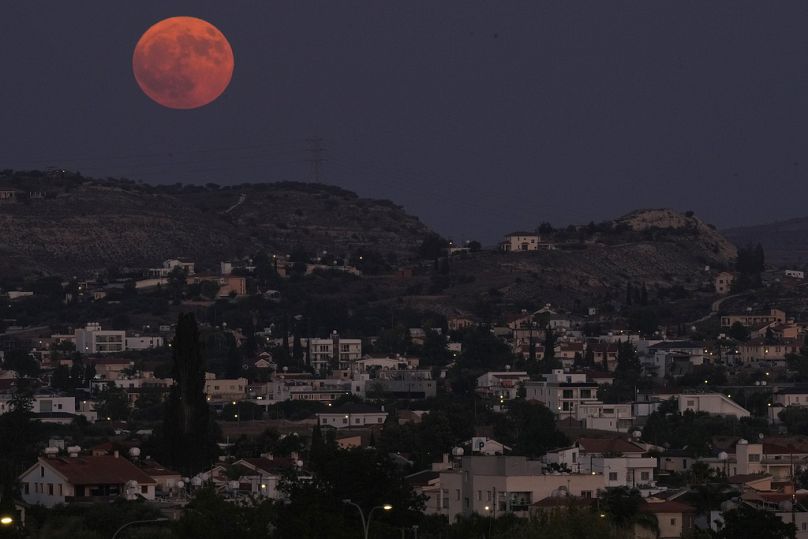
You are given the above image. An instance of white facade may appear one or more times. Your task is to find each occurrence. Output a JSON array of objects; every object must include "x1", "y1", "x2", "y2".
[
  {"x1": 75, "y1": 323, "x2": 125, "y2": 354},
  {"x1": 437, "y1": 456, "x2": 606, "y2": 519},
  {"x1": 524, "y1": 370, "x2": 599, "y2": 418},
  {"x1": 576, "y1": 403, "x2": 634, "y2": 432},
  {"x1": 316, "y1": 406, "x2": 388, "y2": 429},
  {"x1": 589, "y1": 457, "x2": 658, "y2": 490},
  {"x1": 19, "y1": 456, "x2": 157, "y2": 508},
  {"x1": 678, "y1": 393, "x2": 750, "y2": 418},
  {"x1": 204, "y1": 377, "x2": 248, "y2": 402},
  {"x1": 501, "y1": 233, "x2": 540, "y2": 252},
  {"x1": 125, "y1": 335, "x2": 164, "y2": 351},
  {"x1": 785, "y1": 270, "x2": 805, "y2": 280},
  {"x1": 0, "y1": 394, "x2": 75, "y2": 416},
  {"x1": 307, "y1": 337, "x2": 362, "y2": 372}
]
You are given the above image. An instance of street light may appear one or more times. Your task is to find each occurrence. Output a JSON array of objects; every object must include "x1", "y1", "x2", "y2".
[
  {"x1": 111, "y1": 518, "x2": 170, "y2": 539},
  {"x1": 0, "y1": 515, "x2": 13, "y2": 526},
  {"x1": 342, "y1": 499, "x2": 392, "y2": 539}
]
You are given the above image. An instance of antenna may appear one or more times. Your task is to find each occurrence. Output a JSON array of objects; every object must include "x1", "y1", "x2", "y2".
[{"x1": 305, "y1": 137, "x2": 326, "y2": 182}]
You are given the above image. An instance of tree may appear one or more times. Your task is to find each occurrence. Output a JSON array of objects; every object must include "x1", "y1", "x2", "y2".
[
  {"x1": 717, "y1": 504, "x2": 795, "y2": 539},
  {"x1": 95, "y1": 387, "x2": 129, "y2": 421},
  {"x1": 162, "y1": 313, "x2": 218, "y2": 474},
  {"x1": 466, "y1": 240, "x2": 482, "y2": 252},
  {"x1": 541, "y1": 326, "x2": 560, "y2": 372},
  {"x1": 418, "y1": 233, "x2": 449, "y2": 260},
  {"x1": 51, "y1": 365, "x2": 72, "y2": 391},
  {"x1": 728, "y1": 321, "x2": 750, "y2": 342},
  {"x1": 493, "y1": 400, "x2": 568, "y2": 457},
  {"x1": 167, "y1": 266, "x2": 188, "y2": 302}
]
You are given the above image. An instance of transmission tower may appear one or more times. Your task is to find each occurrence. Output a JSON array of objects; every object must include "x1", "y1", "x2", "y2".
[{"x1": 305, "y1": 137, "x2": 326, "y2": 182}]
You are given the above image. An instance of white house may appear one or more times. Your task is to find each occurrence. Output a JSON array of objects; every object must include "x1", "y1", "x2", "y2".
[
  {"x1": 785, "y1": 270, "x2": 805, "y2": 280},
  {"x1": 316, "y1": 403, "x2": 388, "y2": 429},
  {"x1": 500, "y1": 232, "x2": 540, "y2": 252},
  {"x1": 523, "y1": 370, "x2": 599, "y2": 419},
  {"x1": 677, "y1": 393, "x2": 750, "y2": 419},
  {"x1": 437, "y1": 455, "x2": 606, "y2": 519},
  {"x1": 19, "y1": 454, "x2": 157, "y2": 507},
  {"x1": 74, "y1": 323, "x2": 126, "y2": 354},
  {"x1": 125, "y1": 335, "x2": 164, "y2": 351}
]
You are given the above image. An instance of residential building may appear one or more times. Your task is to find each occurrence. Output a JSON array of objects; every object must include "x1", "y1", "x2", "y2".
[
  {"x1": 207, "y1": 457, "x2": 299, "y2": 500},
  {"x1": 358, "y1": 369, "x2": 437, "y2": 400},
  {"x1": 575, "y1": 402, "x2": 635, "y2": 432},
  {"x1": 19, "y1": 454, "x2": 157, "y2": 507},
  {"x1": 500, "y1": 232, "x2": 540, "y2": 252},
  {"x1": 636, "y1": 500, "x2": 696, "y2": 539},
  {"x1": 437, "y1": 455, "x2": 606, "y2": 519},
  {"x1": 714, "y1": 272, "x2": 735, "y2": 295},
  {"x1": 678, "y1": 393, "x2": 750, "y2": 419},
  {"x1": 721, "y1": 308, "x2": 786, "y2": 328},
  {"x1": 75, "y1": 323, "x2": 125, "y2": 354},
  {"x1": 306, "y1": 336, "x2": 362, "y2": 372},
  {"x1": 316, "y1": 403, "x2": 388, "y2": 429},
  {"x1": 125, "y1": 335, "x2": 164, "y2": 351},
  {"x1": 785, "y1": 269, "x2": 805, "y2": 280},
  {"x1": 204, "y1": 376, "x2": 248, "y2": 402},
  {"x1": 523, "y1": 370, "x2": 599, "y2": 419},
  {"x1": 476, "y1": 371, "x2": 530, "y2": 409},
  {"x1": 775, "y1": 388, "x2": 808, "y2": 407},
  {"x1": 148, "y1": 258, "x2": 195, "y2": 278},
  {"x1": 738, "y1": 338, "x2": 800, "y2": 364}
]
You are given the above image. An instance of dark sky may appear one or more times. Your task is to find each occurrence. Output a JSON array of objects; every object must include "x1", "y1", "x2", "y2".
[{"x1": 2, "y1": 1, "x2": 808, "y2": 245}]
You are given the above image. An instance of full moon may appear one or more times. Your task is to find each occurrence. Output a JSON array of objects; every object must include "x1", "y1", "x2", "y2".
[{"x1": 132, "y1": 16, "x2": 234, "y2": 109}]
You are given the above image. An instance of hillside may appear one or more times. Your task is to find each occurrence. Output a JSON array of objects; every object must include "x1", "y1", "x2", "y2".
[
  {"x1": 0, "y1": 171, "x2": 431, "y2": 278},
  {"x1": 399, "y1": 209, "x2": 738, "y2": 320},
  {"x1": 723, "y1": 216, "x2": 808, "y2": 268}
]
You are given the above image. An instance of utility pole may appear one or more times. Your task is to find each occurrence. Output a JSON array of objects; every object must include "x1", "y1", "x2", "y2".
[{"x1": 305, "y1": 137, "x2": 326, "y2": 182}]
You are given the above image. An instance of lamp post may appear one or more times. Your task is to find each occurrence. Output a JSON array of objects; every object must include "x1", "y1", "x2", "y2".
[
  {"x1": 111, "y1": 518, "x2": 170, "y2": 539},
  {"x1": 0, "y1": 515, "x2": 14, "y2": 527},
  {"x1": 484, "y1": 505, "x2": 493, "y2": 538},
  {"x1": 342, "y1": 499, "x2": 392, "y2": 539}
]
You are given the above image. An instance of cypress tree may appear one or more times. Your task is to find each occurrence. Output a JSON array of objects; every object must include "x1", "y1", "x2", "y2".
[{"x1": 163, "y1": 313, "x2": 216, "y2": 475}]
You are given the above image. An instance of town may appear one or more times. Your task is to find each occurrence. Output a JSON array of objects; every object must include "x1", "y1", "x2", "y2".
[{"x1": 0, "y1": 216, "x2": 807, "y2": 539}]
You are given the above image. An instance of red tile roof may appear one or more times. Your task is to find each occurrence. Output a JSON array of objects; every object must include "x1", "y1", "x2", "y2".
[
  {"x1": 38, "y1": 456, "x2": 157, "y2": 485},
  {"x1": 576, "y1": 438, "x2": 645, "y2": 454},
  {"x1": 640, "y1": 500, "x2": 695, "y2": 514},
  {"x1": 240, "y1": 457, "x2": 297, "y2": 474}
]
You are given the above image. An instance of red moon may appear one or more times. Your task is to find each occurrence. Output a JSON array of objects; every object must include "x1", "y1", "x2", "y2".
[{"x1": 132, "y1": 16, "x2": 234, "y2": 109}]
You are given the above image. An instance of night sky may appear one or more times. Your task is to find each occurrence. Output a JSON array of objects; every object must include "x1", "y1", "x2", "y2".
[{"x1": 2, "y1": 1, "x2": 808, "y2": 245}]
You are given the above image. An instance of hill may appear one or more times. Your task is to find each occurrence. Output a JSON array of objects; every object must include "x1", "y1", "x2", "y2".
[
  {"x1": 399, "y1": 209, "x2": 738, "y2": 320},
  {"x1": 723, "y1": 216, "x2": 808, "y2": 268},
  {"x1": 0, "y1": 171, "x2": 431, "y2": 278}
]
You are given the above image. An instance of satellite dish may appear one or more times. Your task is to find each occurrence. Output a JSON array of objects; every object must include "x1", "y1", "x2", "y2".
[
  {"x1": 177, "y1": 480, "x2": 185, "y2": 489},
  {"x1": 718, "y1": 451, "x2": 728, "y2": 461},
  {"x1": 129, "y1": 447, "x2": 141, "y2": 458}
]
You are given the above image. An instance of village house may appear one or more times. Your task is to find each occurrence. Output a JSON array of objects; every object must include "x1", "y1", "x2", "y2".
[
  {"x1": 636, "y1": 499, "x2": 696, "y2": 539},
  {"x1": 500, "y1": 232, "x2": 540, "y2": 252},
  {"x1": 19, "y1": 453, "x2": 157, "y2": 508},
  {"x1": 476, "y1": 371, "x2": 530, "y2": 409},
  {"x1": 204, "y1": 375, "x2": 248, "y2": 403},
  {"x1": 721, "y1": 308, "x2": 786, "y2": 328},
  {"x1": 316, "y1": 403, "x2": 388, "y2": 429},
  {"x1": 738, "y1": 338, "x2": 800, "y2": 365},
  {"x1": 147, "y1": 258, "x2": 195, "y2": 278},
  {"x1": 714, "y1": 271, "x2": 735, "y2": 295},
  {"x1": 436, "y1": 455, "x2": 606, "y2": 520}
]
